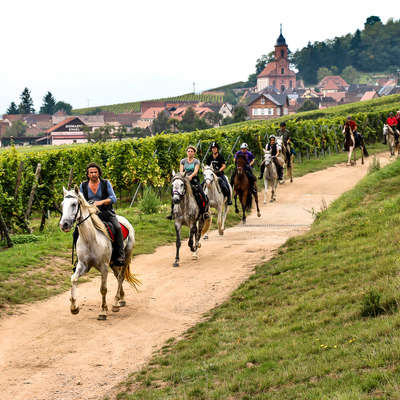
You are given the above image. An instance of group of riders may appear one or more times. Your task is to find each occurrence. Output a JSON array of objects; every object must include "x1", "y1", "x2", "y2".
[
  {"x1": 79, "y1": 113, "x2": 399, "y2": 266},
  {"x1": 383, "y1": 110, "x2": 400, "y2": 145}
]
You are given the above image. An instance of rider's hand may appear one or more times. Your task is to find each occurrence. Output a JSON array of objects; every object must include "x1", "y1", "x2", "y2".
[{"x1": 188, "y1": 175, "x2": 193, "y2": 181}]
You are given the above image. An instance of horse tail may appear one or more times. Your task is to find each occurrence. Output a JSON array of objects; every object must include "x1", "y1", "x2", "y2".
[
  {"x1": 201, "y1": 214, "x2": 212, "y2": 236},
  {"x1": 124, "y1": 261, "x2": 141, "y2": 291}
]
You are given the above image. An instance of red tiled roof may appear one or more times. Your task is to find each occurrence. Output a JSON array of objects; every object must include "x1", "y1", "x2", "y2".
[
  {"x1": 326, "y1": 91, "x2": 346, "y2": 102},
  {"x1": 318, "y1": 75, "x2": 349, "y2": 89},
  {"x1": 140, "y1": 107, "x2": 166, "y2": 120},
  {"x1": 257, "y1": 62, "x2": 278, "y2": 77},
  {"x1": 322, "y1": 81, "x2": 340, "y2": 90},
  {"x1": 360, "y1": 91, "x2": 377, "y2": 101},
  {"x1": 46, "y1": 116, "x2": 81, "y2": 133}
]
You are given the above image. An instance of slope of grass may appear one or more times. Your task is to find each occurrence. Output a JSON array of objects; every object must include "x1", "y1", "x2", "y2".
[{"x1": 113, "y1": 158, "x2": 400, "y2": 399}]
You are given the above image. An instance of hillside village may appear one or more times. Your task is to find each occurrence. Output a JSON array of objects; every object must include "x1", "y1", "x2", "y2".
[{"x1": 1, "y1": 29, "x2": 399, "y2": 147}]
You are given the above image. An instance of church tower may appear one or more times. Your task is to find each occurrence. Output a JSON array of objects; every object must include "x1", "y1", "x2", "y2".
[{"x1": 257, "y1": 26, "x2": 296, "y2": 93}]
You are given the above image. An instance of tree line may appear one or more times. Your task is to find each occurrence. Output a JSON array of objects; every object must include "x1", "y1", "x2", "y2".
[
  {"x1": 247, "y1": 16, "x2": 400, "y2": 86},
  {"x1": 6, "y1": 88, "x2": 73, "y2": 115}
]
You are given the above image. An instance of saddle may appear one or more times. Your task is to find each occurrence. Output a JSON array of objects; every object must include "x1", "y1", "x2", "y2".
[
  {"x1": 191, "y1": 184, "x2": 208, "y2": 213},
  {"x1": 103, "y1": 221, "x2": 129, "y2": 242}
]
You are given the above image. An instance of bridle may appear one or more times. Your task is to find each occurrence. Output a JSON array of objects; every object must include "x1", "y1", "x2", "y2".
[
  {"x1": 172, "y1": 176, "x2": 186, "y2": 201},
  {"x1": 64, "y1": 194, "x2": 91, "y2": 227}
]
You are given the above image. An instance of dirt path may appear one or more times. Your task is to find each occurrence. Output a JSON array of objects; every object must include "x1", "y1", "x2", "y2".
[{"x1": 0, "y1": 154, "x2": 391, "y2": 400}]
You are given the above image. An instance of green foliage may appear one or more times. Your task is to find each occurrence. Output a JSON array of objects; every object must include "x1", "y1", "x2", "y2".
[
  {"x1": 39, "y1": 92, "x2": 56, "y2": 114},
  {"x1": 55, "y1": 101, "x2": 73, "y2": 115},
  {"x1": 317, "y1": 67, "x2": 333, "y2": 82},
  {"x1": 18, "y1": 87, "x2": 35, "y2": 114},
  {"x1": 368, "y1": 155, "x2": 381, "y2": 173},
  {"x1": 5, "y1": 120, "x2": 27, "y2": 138},
  {"x1": 139, "y1": 187, "x2": 161, "y2": 214},
  {"x1": 293, "y1": 17, "x2": 400, "y2": 83},
  {"x1": 361, "y1": 290, "x2": 384, "y2": 317},
  {"x1": 73, "y1": 93, "x2": 224, "y2": 115},
  {"x1": 6, "y1": 102, "x2": 19, "y2": 115},
  {"x1": 297, "y1": 99, "x2": 318, "y2": 112},
  {"x1": 341, "y1": 65, "x2": 361, "y2": 84}
]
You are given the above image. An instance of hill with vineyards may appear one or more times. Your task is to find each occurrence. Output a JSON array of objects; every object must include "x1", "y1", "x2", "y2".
[
  {"x1": 72, "y1": 93, "x2": 225, "y2": 115},
  {"x1": 1, "y1": 93, "x2": 400, "y2": 236}
]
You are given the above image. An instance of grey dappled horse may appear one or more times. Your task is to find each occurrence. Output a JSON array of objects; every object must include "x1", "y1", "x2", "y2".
[
  {"x1": 262, "y1": 150, "x2": 278, "y2": 204},
  {"x1": 171, "y1": 171, "x2": 211, "y2": 267},
  {"x1": 203, "y1": 165, "x2": 231, "y2": 236},
  {"x1": 59, "y1": 187, "x2": 139, "y2": 320}
]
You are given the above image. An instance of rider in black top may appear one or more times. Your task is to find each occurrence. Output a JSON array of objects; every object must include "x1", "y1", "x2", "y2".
[
  {"x1": 205, "y1": 142, "x2": 232, "y2": 205},
  {"x1": 258, "y1": 136, "x2": 284, "y2": 181}
]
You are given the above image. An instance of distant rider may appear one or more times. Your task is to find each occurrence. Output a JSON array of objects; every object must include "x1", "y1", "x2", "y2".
[
  {"x1": 166, "y1": 145, "x2": 209, "y2": 220},
  {"x1": 205, "y1": 141, "x2": 232, "y2": 205},
  {"x1": 258, "y1": 135, "x2": 284, "y2": 183},
  {"x1": 386, "y1": 112, "x2": 399, "y2": 144},
  {"x1": 230, "y1": 142, "x2": 257, "y2": 194}
]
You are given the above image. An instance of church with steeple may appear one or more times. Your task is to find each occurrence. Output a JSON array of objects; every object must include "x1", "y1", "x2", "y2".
[{"x1": 256, "y1": 27, "x2": 296, "y2": 93}]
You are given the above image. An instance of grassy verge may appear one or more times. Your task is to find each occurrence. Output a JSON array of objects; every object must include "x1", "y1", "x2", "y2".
[{"x1": 112, "y1": 156, "x2": 400, "y2": 399}]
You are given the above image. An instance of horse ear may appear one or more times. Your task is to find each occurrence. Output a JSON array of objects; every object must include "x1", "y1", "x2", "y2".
[
  {"x1": 63, "y1": 186, "x2": 68, "y2": 196},
  {"x1": 74, "y1": 185, "x2": 79, "y2": 195}
]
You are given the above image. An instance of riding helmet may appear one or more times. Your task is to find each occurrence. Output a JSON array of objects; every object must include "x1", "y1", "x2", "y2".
[
  {"x1": 269, "y1": 135, "x2": 276, "y2": 140},
  {"x1": 240, "y1": 142, "x2": 248, "y2": 149},
  {"x1": 210, "y1": 141, "x2": 219, "y2": 149},
  {"x1": 280, "y1": 122, "x2": 286, "y2": 127}
]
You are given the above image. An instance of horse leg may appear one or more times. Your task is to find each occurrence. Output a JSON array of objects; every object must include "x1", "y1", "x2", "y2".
[
  {"x1": 234, "y1": 193, "x2": 239, "y2": 214},
  {"x1": 193, "y1": 221, "x2": 202, "y2": 259},
  {"x1": 98, "y1": 267, "x2": 108, "y2": 320},
  {"x1": 173, "y1": 222, "x2": 181, "y2": 267},
  {"x1": 70, "y1": 261, "x2": 87, "y2": 315},
  {"x1": 217, "y1": 204, "x2": 223, "y2": 235},
  {"x1": 189, "y1": 224, "x2": 197, "y2": 253},
  {"x1": 347, "y1": 146, "x2": 354, "y2": 166},
  {"x1": 263, "y1": 177, "x2": 268, "y2": 204},
  {"x1": 253, "y1": 189, "x2": 261, "y2": 217},
  {"x1": 111, "y1": 266, "x2": 124, "y2": 312},
  {"x1": 221, "y1": 201, "x2": 228, "y2": 235}
]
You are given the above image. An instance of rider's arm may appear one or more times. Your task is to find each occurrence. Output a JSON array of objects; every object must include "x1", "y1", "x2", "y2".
[
  {"x1": 219, "y1": 163, "x2": 226, "y2": 172},
  {"x1": 179, "y1": 160, "x2": 185, "y2": 174},
  {"x1": 96, "y1": 180, "x2": 117, "y2": 206}
]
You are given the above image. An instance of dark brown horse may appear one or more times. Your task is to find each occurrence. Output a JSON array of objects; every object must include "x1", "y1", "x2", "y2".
[{"x1": 233, "y1": 154, "x2": 261, "y2": 224}]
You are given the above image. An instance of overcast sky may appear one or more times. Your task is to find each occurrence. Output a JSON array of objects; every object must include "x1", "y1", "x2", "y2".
[{"x1": 0, "y1": 0, "x2": 398, "y2": 114}]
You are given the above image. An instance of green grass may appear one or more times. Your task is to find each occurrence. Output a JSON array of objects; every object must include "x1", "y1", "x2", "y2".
[{"x1": 112, "y1": 154, "x2": 400, "y2": 399}]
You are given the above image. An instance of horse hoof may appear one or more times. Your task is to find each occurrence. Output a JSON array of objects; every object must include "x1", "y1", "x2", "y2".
[
  {"x1": 112, "y1": 305, "x2": 120, "y2": 312},
  {"x1": 192, "y1": 253, "x2": 199, "y2": 260},
  {"x1": 219, "y1": 231, "x2": 224, "y2": 236},
  {"x1": 70, "y1": 306, "x2": 80, "y2": 315},
  {"x1": 263, "y1": 201, "x2": 267, "y2": 204},
  {"x1": 173, "y1": 262, "x2": 179, "y2": 268},
  {"x1": 290, "y1": 179, "x2": 293, "y2": 183},
  {"x1": 197, "y1": 243, "x2": 201, "y2": 248},
  {"x1": 257, "y1": 212, "x2": 261, "y2": 217},
  {"x1": 97, "y1": 314, "x2": 107, "y2": 321},
  {"x1": 203, "y1": 234, "x2": 208, "y2": 240},
  {"x1": 119, "y1": 300, "x2": 126, "y2": 307}
]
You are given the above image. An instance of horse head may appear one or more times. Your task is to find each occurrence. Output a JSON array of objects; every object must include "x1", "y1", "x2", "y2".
[
  {"x1": 203, "y1": 165, "x2": 216, "y2": 187},
  {"x1": 263, "y1": 150, "x2": 273, "y2": 165},
  {"x1": 60, "y1": 187, "x2": 81, "y2": 232},
  {"x1": 236, "y1": 154, "x2": 247, "y2": 175},
  {"x1": 171, "y1": 172, "x2": 187, "y2": 204}
]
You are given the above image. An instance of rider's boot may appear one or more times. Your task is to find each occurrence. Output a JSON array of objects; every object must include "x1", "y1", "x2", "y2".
[{"x1": 111, "y1": 217, "x2": 125, "y2": 266}]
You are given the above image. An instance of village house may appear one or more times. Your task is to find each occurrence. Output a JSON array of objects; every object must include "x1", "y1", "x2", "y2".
[
  {"x1": 247, "y1": 89, "x2": 289, "y2": 120},
  {"x1": 256, "y1": 28, "x2": 296, "y2": 93}
]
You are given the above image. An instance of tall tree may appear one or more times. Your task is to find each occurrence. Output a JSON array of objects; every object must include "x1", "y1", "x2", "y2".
[
  {"x1": 40, "y1": 91, "x2": 57, "y2": 114},
  {"x1": 18, "y1": 87, "x2": 35, "y2": 114},
  {"x1": 152, "y1": 110, "x2": 170, "y2": 134},
  {"x1": 6, "y1": 102, "x2": 19, "y2": 114},
  {"x1": 55, "y1": 101, "x2": 73, "y2": 115},
  {"x1": 5, "y1": 120, "x2": 27, "y2": 138},
  {"x1": 233, "y1": 106, "x2": 247, "y2": 123},
  {"x1": 365, "y1": 16, "x2": 381, "y2": 27}
]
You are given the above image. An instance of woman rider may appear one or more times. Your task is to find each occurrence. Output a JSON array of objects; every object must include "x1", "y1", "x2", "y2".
[
  {"x1": 258, "y1": 135, "x2": 284, "y2": 183},
  {"x1": 167, "y1": 145, "x2": 209, "y2": 220}
]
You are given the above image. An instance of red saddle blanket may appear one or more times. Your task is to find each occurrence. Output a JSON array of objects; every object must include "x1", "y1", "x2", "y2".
[{"x1": 105, "y1": 222, "x2": 129, "y2": 242}]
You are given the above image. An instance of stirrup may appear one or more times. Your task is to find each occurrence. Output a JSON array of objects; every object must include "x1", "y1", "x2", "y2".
[
  {"x1": 203, "y1": 212, "x2": 210, "y2": 220},
  {"x1": 166, "y1": 214, "x2": 173, "y2": 220}
]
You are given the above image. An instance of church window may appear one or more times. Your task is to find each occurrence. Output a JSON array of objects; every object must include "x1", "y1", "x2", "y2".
[
  {"x1": 281, "y1": 68, "x2": 284, "y2": 75},
  {"x1": 281, "y1": 49, "x2": 284, "y2": 58}
]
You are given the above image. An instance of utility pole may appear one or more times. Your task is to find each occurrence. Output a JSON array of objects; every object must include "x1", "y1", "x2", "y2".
[{"x1": 193, "y1": 82, "x2": 195, "y2": 94}]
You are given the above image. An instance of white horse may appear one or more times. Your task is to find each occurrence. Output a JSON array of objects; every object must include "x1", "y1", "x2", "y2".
[
  {"x1": 203, "y1": 165, "x2": 231, "y2": 236},
  {"x1": 276, "y1": 135, "x2": 293, "y2": 183},
  {"x1": 262, "y1": 150, "x2": 278, "y2": 204},
  {"x1": 383, "y1": 124, "x2": 400, "y2": 157},
  {"x1": 60, "y1": 187, "x2": 139, "y2": 320},
  {"x1": 171, "y1": 172, "x2": 211, "y2": 267}
]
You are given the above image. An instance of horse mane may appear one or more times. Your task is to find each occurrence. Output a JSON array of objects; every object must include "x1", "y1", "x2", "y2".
[
  {"x1": 77, "y1": 191, "x2": 111, "y2": 240},
  {"x1": 236, "y1": 153, "x2": 247, "y2": 166}
]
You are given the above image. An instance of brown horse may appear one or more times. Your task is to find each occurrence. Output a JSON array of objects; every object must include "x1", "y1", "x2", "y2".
[
  {"x1": 343, "y1": 125, "x2": 369, "y2": 166},
  {"x1": 233, "y1": 154, "x2": 261, "y2": 224}
]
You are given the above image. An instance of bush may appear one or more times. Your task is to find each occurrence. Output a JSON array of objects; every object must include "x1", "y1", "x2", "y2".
[
  {"x1": 361, "y1": 290, "x2": 384, "y2": 317},
  {"x1": 139, "y1": 187, "x2": 161, "y2": 214}
]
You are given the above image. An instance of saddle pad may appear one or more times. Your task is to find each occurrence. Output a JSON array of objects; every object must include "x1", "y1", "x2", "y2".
[{"x1": 105, "y1": 222, "x2": 129, "y2": 242}]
